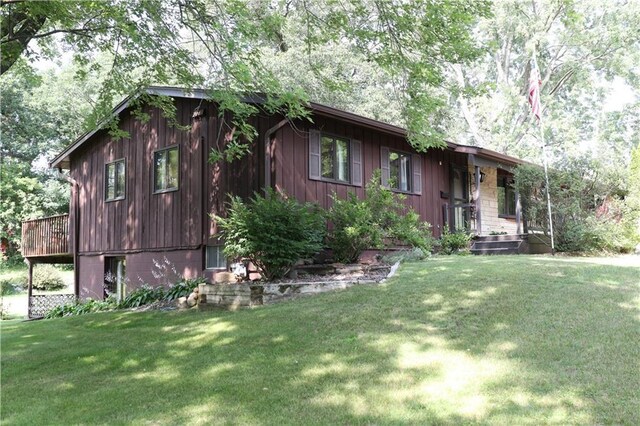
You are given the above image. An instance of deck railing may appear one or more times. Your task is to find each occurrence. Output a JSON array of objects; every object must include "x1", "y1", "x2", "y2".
[{"x1": 21, "y1": 214, "x2": 70, "y2": 257}]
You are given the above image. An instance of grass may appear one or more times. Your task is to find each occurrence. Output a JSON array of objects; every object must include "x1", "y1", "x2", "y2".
[{"x1": 1, "y1": 255, "x2": 639, "y2": 425}]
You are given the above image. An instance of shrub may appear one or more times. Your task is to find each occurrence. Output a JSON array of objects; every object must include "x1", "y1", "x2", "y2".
[
  {"x1": 439, "y1": 227, "x2": 472, "y2": 255},
  {"x1": 165, "y1": 277, "x2": 206, "y2": 301},
  {"x1": 328, "y1": 192, "x2": 381, "y2": 263},
  {"x1": 327, "y1": 171, "x2": 433, "y2": 263},
  {"x1": 118, "y1": 284, "x2": 165, "y2": 308},
  {"x1": 0, "y1": 270, "x2": 26, "y2": 296},
  {"x1": 216, "y1": 190, "x2": 326, "y2": 280},
  {"x1": 514, "y1": 160, "x2": 640, "y2": 253},
  {"x1": 32, "y1": 265, "x2": 66, "y2": 291},
  {"x1": 0, "y1": 279, "x2": 22, "y2": 296}
]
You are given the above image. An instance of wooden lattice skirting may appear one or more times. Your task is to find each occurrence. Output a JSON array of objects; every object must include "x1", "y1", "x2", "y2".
[{"x1": 29, "y1": 294, "x2": 76, "y2": 318}]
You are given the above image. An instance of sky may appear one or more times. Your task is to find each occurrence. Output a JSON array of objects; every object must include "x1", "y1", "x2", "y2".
[{"x1": 603, "y1": 77, "x2": 637, "y2": 112}]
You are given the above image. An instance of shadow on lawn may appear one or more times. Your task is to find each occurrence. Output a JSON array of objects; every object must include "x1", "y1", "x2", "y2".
[{"x1": 1, "y1": 256, "x2": 639, "y2": 424}]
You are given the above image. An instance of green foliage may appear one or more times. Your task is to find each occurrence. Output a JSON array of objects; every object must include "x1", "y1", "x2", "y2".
[
  {"x1": 328, "y1": 171, "x2": 433, "y2": 263},
  {"x1": 45, "y1": 298, "x2": 117, "y2": 319},
  {"x1": 45, "y1": 276, "x2": 205, "y2": 319},
  {"x1": 165, "y1": 277, "x2": 206, "y2": 301},
  {"x1": 0, "y1": 267, "x2": 27, "y2": 296},
  {"x1": 447, "y1": 1, "x2": 640, "y2": 170},
  {"x1": 438, "y1": 228, "x2": 472, "y2": 255},
  {"x1": 31, "y1": 265, "x2": 66, "y2": 291},
  {"x1": 514, "y1": 161, "x2": 638, "y2": 253},
  {"x1": 327, "y1": 192, "x2": 381, "y2": 264},
  {"x1": 0, "y1": 279, "x2": 22, "y2": 296},
  {"x1": 119, "y1": 285, "x2": 165, "y2": 309},
  {"x1": 216, "y1": 190, "x2": 326, "y2": 281},
  {"x1": 2, "y1": 0, "x2": 489, "y2": 161}
]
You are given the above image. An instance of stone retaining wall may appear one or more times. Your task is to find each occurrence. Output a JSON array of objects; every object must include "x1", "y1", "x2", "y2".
[{"x1": 198, "y1": 279, "x2": 379, "y2": 310}]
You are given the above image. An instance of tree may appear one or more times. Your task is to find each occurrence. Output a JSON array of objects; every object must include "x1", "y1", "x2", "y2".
[
  {"x1": 447, "y1": 0, "x2": 640, "y2": 167},
  {"x1": 0, "y1": 59, "x2": 98, "y2": 262},
  {"x1": 1, "y1": 0, "x2": 490, "y2": 154}
]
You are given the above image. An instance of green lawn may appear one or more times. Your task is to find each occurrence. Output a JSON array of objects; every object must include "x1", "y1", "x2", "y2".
[{"x1": 1, "y1": 256, "x2": 639, "y2": 425}]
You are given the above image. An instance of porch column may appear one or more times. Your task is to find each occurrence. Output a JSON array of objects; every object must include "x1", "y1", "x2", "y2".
[
  {"x1": 474, "y1": 165, "x2": 482, "y2": 235},
  {"x1": 27, "y1": 260, "x2": 33, "y2": 318},
  {"x1": 515, "y1": 191, "x2": 522, "y2": 234}
]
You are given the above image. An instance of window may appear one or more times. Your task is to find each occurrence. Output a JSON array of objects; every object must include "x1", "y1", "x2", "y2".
[
  {"x1": 380, "y1": 147, "x2": 422, "y2": 195},
  {"x1": 498, "y1": 176, "x2": 516, "y2": 216},
  {"x1": 389, "y1": 151, "x2": 412, "y2": 192},
  {"x1": 206, "y1": 246, "x2": 227, "y2": 269},
  {"x1": 154, "y1": 146, "x2": 179, "y2": 192},
  {"x1": 105, "y1": 159, "x2": 126, "y2": 201},
  {"x1": 321, "y1": 135, "x2": 350, "y2": 182},
  {"x1": 309, "y1": 130, "x2": 362, "y2": 186}
]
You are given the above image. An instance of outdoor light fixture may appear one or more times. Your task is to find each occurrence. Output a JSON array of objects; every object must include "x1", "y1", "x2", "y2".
[{"x1": 475, "y1": 171, "x2": 486, "y2": 183}]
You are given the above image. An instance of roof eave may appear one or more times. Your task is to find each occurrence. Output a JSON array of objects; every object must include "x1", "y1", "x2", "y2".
[{"x1": 49, "y1": 85, "x2": 528, "y2": 170}]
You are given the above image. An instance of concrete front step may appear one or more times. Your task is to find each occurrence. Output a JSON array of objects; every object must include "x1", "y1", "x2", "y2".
[
  {"x1": 470, "y1": 247, "x2": 520, "y2": 255},
  {"x1": 473, "y1": 240, "x2": 522, "y2": 249},
  {"x1": 474, "y1": 234, "x2": 527, "y2": 242}
]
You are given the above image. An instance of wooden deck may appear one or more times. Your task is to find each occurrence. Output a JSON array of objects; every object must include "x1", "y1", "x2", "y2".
[{"x1": 21, "y1": 214, "x2": 72, "y2": 260}]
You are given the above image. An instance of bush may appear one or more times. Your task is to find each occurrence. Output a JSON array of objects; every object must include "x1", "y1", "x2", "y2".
[
  {"x1": 118, "y1": 284, "x2": 165, "y2": 308},
  {"x1": 32, "y1": 265, "x2": 66, "y2": 291},
  {"x1": 327, "y1": 192, "x2": 381, "y2": 263},
  {"x1": 165, "y1": 277, "x2": 205, "y2": 301},
  {"x1": 515, "y1": 159, "x2": 640, "y2": 254},
  {"x1": 216, "y1": 190, "x2": 326, "y2": 280},
  {"x1": 439, "y1": 228, "x2": 472, "y2": 255},
  {"x1": 0, "y1": 279, "x2": 22, "y2": 296},
  {"x1": 327, "y1": 171, "x2": 433, "y2": 263},
  {"x1": 0, "y1": 270, "x2": 26, "y2": 295}
]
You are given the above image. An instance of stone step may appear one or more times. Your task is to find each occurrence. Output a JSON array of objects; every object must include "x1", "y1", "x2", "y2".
[
  {"x1": 471, "y1": 247, "x2": 520, "y2": 255},
  {"x1": 474, "y1": 234, "x2": 527, "y2": 242},
  {"x1": 472, "y1": 240, "x2": 522, "y2": 249}
]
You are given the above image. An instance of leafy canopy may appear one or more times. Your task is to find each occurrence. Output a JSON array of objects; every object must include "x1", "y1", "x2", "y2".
[{"x1": 1, "y1": 0, "x2": 490, "y2": 154}]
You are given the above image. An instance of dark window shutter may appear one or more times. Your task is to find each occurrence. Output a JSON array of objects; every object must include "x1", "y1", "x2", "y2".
[
  {"x1": 309, "y1": 130, "x2": 321, "y2": 180},
  {"x1": 351, "y1": 139, "x2": 362, "y2": 186},
  {"x1": 380, "y1": 146, "x2": 390, "y2": 187},
  {"x1": 412, "y1": 154, "x2": 422, "y2": 195}
]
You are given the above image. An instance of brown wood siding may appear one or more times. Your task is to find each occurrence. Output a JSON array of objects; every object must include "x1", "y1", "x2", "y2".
[
  {"x1": 70, "y1": 98, "x2": 283, "y2": 254},
  {"x1": 272, "y1": 115, "x2": 468, "y2": 236}
]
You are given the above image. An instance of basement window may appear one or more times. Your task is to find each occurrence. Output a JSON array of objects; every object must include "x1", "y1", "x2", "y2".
[{"x1": 206, "y1": 246, "x2": 227, "y2": 270}]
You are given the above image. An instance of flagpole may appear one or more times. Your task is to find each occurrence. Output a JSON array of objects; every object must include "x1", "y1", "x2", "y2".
[
  {"x1": 532, "y1": 49, "x2": 556, "y2": 255},
  {"x1": 538, "y1": 123, "x2": 556, "y2": 255}
]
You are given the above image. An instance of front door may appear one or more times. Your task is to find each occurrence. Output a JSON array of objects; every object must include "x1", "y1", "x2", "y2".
[
  {"x1": 451, "y1": 167, "x2": 469, "y2": 231},
  {"x1": 104, "y1": 257, "x2": 126, "y2": 301}
]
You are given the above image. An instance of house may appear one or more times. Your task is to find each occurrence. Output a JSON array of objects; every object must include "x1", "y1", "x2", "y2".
[{"x1": 21, "y1": 86, "x2": 532, "y2": 312}]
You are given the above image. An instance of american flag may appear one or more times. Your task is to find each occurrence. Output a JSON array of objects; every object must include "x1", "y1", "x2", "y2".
[{"x1": 528, "y1": 56, "x2": 542, "y2": 121}]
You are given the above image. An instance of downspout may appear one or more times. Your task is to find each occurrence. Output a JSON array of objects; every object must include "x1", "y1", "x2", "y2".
[
  {"x1": 474, "y1": 165, "x2": 482, "y2": 236},
  {"x1": 198, "y1": 109, "x2": 208, "y2": 272},
  {"x1": 263, "y1": 118, "x2": 290, "y2": 194}
]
